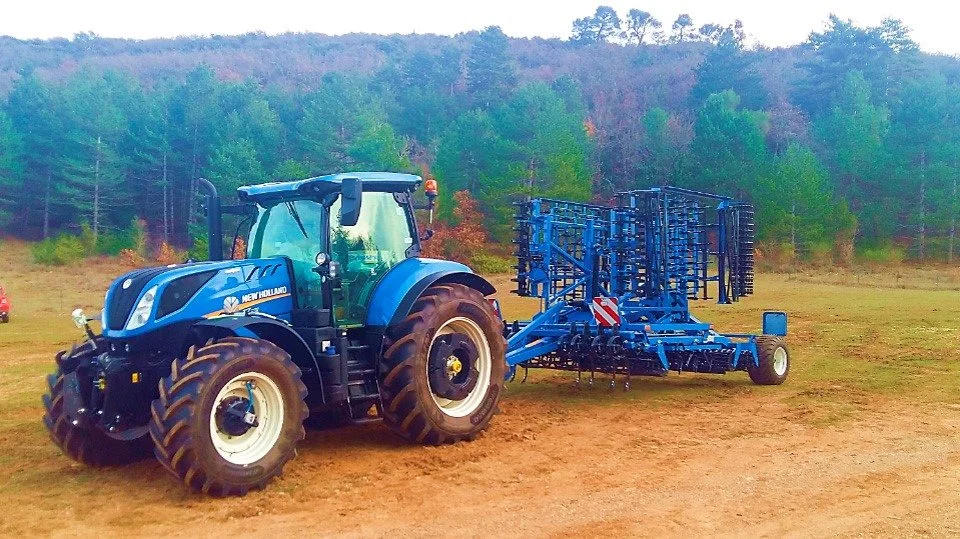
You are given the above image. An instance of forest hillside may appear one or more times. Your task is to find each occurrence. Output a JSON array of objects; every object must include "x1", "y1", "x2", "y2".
[{"x1": 1, "y1": 7, "x2": 959, "y2": 264}]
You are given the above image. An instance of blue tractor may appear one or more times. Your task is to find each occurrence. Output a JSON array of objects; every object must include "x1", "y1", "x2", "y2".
[{"x1": 43, "y1": 172, "x2": 506, "y2": 495}]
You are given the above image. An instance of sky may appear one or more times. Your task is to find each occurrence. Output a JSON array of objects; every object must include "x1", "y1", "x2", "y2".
[{"x1": 2, "y1": 0, "x2": 958, "y2": 55}]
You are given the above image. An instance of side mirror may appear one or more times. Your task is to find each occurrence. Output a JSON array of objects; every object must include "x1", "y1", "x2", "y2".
[{"x1": 339, "y1": 177, "x2": 363, "y2": 227}]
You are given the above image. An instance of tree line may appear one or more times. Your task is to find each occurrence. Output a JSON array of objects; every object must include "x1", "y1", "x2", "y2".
[{"x1": 0, "y1": 8, "x2": 959, "y2": 262}]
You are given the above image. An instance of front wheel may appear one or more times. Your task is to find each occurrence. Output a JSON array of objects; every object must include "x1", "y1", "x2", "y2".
[
  {"x1": 43, "y1": 369, "x2": 152, "y2": 466},
  {"x1": 149, "y1": 337, "x2": 307, "y2": 496},
  {"x1": 379, "y1": 284, "x2": 506, "y2": 445},
  {"x1": 748, "y1": 336, "x2": 790, "y2": 385}
]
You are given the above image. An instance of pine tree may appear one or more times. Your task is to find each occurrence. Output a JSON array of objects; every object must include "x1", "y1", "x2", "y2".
[
  {"x1": 796, "y1": 15, "x2": 918, "y2": 115},
  {"x1": 0, "y1": 109, "x2": 23, "y2": 229},
  {"x1": 169, "y1": 64, "x2": 223, "y2": 240},
  {"x1": 494, "y1": 83, "x2": 591, "y2": 202},
  {"x1": 57, "y1": 69, "x2": 132, "y2": 243},
  {"x1": 435, "y1": 110, "x2": 523, "y2": 239},
  {"x1": 691, "y1": 26, "x2": 767, "y2": 109},
  {"x1": 760, "y1": 143, "x2": 853, "y2": 249},
  {"x1": 889, "y1": 76, "x2": 954, "y2": 260},
  {"x1": 624, "y1": 10, "x2": 661, "y2": 45},
  {"x1": 205, "y1": 138, "x2": 268, "y2": 196},
  {"x1": 814, "y1": 71, "x2": 890, "y2": 241},
  {"x1": 299, "y1": 74, "x2": 407, "y2": 174},
  {"x1": 4, "y1": 73, "x2": 64, "y2": 237},
  {"x1": 126, "y1": 84, "x2": 174, "y2": 242},
  {"x1": 689, "y1": 90, "x2": 770, "y2": 197},
  {"x1": 466, "y1": 27, "x2": 516, "y2": 109},
  {"x1": 571, "y1": 6, "x2": 623, "y2": 44}
]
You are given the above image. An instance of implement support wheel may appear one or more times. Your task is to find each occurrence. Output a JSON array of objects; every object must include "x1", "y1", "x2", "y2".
[{"x1": 748, "y1": 336, "x2": 790, "y2": 385}]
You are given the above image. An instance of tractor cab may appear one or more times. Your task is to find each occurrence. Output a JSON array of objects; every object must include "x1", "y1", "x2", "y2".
[{"x1": 239, "y1": 172, "x2": 422, "y2": 327}]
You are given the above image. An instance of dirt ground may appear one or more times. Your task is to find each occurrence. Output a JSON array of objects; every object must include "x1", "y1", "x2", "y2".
[{"x1": 1, "y1": 242, "x2": 959, "y2": 537}]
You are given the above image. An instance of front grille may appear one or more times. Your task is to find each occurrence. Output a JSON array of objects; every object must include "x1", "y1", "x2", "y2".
[{"x1": 106, "y1": 267, "x2": 169, "y2": 330}]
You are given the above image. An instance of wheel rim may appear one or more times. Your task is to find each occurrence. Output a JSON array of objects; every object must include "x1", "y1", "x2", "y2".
[
  {"x1": 427, "y1": 317, "x2": 492, "y2": 418},
  {"x1": 773, "y1": 347, "x2": 788, "y2": 376},
  {"x1": 209, "y1": 372, "x2": 285, "y2": 466}
]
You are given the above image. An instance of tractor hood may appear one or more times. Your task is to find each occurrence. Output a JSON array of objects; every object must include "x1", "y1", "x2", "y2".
[{"x1": 102, "y1": 258, "x2": 294, "y2": 339}]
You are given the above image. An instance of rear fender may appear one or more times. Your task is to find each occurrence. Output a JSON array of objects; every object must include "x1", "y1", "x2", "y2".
[
  {"x1": 190, "y1": 316, "x2": 325, "y2": 406},
  {"x1": 365, "y1": 258, "x2": 497, "y2": 330}
]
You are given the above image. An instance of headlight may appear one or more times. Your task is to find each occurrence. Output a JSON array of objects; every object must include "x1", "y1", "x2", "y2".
[
  {"x1": 125, "y1": 286, "x2": 158, "y2": 330},
  {"x1": 72, "y1": 308, "x2": 87, "y2": 329}
]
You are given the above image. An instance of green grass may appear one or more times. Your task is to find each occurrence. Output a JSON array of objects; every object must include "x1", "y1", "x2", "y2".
[{"x1": 487, "y1": 270, "x2": 960, "y2": 420}]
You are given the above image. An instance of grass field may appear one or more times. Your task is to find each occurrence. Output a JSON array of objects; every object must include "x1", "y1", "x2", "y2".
[{"x1": 1, "y1": 239, "x2": 959, "y2": 536}]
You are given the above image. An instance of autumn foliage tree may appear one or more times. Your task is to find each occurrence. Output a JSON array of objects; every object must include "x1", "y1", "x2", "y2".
[{"x1": 421, "y1": 190, "x2": 487, "y2": 263}]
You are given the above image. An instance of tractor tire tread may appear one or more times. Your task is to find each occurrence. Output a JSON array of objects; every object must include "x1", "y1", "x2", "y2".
[
  {"x1": 148, "y1": 337, "x2": 307, "y2": 496},
  {"x1": 379, "y1": 283, "x2": 506, "y2": 446},
  {"x1": 42, "y1": 367, "x2": 152, "y2": 466}
]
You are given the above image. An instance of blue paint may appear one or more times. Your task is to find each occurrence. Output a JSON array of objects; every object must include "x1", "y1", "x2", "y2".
[
  {"x1": 102, "y1": 257, "x2": 294, "y2": 339},
  {"x1": 238, "y1": 172, "x2": 421, "y2": 202},
  {"x1": 763, "y1": 311, "x2": 788, "y2": 336},
  {"x1": 365, "y1": 257, "x2": 475, "y2": 328}
]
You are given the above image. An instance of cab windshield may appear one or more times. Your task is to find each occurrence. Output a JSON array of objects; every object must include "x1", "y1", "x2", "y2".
[
  {"x1": 247, "y1": 200, "x2": 323, "y2": 260},
  {"x1": 243, "y1": 191, "x2": 417, "y2": 325}
]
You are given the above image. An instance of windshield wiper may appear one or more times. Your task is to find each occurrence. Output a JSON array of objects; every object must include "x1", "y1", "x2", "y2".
[{"x1": 285, "y1": 201, "x2": 309, "y2": 239}]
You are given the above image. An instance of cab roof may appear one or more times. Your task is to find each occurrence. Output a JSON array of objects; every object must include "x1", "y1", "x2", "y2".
[{"x1": 237, "y1": 172, "x2": 422, "y2": 203}]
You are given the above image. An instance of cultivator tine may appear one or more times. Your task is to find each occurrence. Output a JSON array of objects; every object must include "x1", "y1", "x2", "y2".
[
  {"x1": 520, "y1": 365, "x2": 529, "y2": 383},
  {"x1": 607, "y1": 327, "x2": 618, "y2": 390},
  {"x1": 614, "y1": 328, "x2": 631, "y2": 391},
  {"x1": 586, "y1": 324, "x2": 596, "y2": 387},
  {"x1": 571, "y1": 324, "x2": 595, "y2": 387}
]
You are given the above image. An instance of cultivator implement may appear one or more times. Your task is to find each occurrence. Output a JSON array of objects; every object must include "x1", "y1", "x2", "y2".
[{"x1": 506, "y1": 186, "x2": 786, "y2": 387}]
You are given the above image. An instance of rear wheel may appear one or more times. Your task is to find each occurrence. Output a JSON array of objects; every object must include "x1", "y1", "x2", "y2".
[
  {"x1": 748, "y1": 336, "x2": 790, "y2": 385},
  {"x1": 149, "y1": 337, "x2": 308, "y2": 496},
  {"x1": 379, "y1": 284, "x2": 506, "y2": 445}
]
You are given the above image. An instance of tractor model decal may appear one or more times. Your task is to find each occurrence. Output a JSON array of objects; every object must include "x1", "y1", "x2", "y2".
[
  {"x1": 205, "y1": 287, "x2": 290, "y2": 318},
  {"x1": 241, "y1": 286, "x2": 288, "y2": 304}
]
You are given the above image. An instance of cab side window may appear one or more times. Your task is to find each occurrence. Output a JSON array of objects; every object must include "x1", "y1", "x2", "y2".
[{"x1": 329, "y1": 192, "x2": 414, "y2": 326}]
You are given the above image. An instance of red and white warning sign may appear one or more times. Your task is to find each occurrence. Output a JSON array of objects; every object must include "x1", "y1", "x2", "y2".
[{"x1": 591, "y1": 296, "x2": 621, "y2": 327}]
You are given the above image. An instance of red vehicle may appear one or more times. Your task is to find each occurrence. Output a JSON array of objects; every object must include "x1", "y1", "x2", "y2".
[{"x1": 0, "y1": 286, "x2": 9, "y2": 323}]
